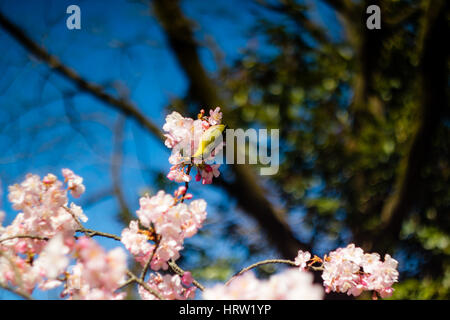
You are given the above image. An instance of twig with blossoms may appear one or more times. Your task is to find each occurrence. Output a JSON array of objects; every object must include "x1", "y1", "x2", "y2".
[
  {"x1": 68, "y1": 205, "x2": 206, "y2": 293},
  {"x1": 0, "y1": 225, "x2": 164, "y2": 300},
  {"x1": 180, "y1": 165, "x2": 193, "y2": 204},
  {"x1": 168, "y1": 260, "x2": 205, "y2": 291},
  {"x1": 65, "y1": 202, "x2": 205, "y2": 295},
  {"x1": 118, "y1": 186, "x2": 207, "y2": 295},
  {"x1": 0, "y1": 170, "x2": 204, "y2": 300},
  {"x1": 61, "y1": 205, "x2": 163, "y2": 299},
  {"x1": 75, "y1": 228, "x2": 122, "y2": 241},
  {"x1": 163, "y1": 108, "x2": 224, "y2": 185},
  {"x1": 0, "y1": 226, "x2": 175, "y2": 300},
  {"x1": 0, "y1": 282, "x2": 34, "y2": 300},
  {"x1": 0, "y1": 250, "x2": 34, "y2": 300},
  {"x1": 76, "y1": 224, "x2": 205, "y2": 292},
  {"x1": 0, "y1": 108, "x2": 220, "y2": 300},
  {"x1": 220, "y1": 244, "x2": 398, "y2": 300},
  {"x1": 125, "y1": 270, "x2": 164, "y2": 300},
  {"x1": 62, "y1": 205, "x2": 121, "y2": 242}
]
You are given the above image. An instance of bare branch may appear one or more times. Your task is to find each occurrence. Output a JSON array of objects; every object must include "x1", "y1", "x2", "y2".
[
  {"x1": 321, "y1": 0, "x2": 354, "y2": 17},
  {"x1": 140, "y1": 237, "x2": 159, "y2": 282},
  {"x1": 225, "y1": 259, "x2": 296, "y2": 285},
  {"x1": 255, "y1": 0, "x2": 329, "y2": 43},
  {"x1": 0, "y1": 11, "x2": 164, "y2": 141},
  {"x1": 112, "y1": 115, "x2": 133, "y2": 224}
]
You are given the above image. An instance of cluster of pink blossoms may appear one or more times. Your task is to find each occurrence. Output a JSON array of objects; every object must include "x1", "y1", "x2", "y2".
[
  {"x1": 203, "y1": 244, "x2": 398, "y2": 300},
  {"x1": 138, "y1": 272, "x2": 196, "y2": 300},
  {"x1": 121, "y1": 186, "x2": 207, "y2": 271},
  {"x1": 121, "y1": 186, "x2": 206, "y2": 299},
  {"x1": 1, "y1": 170, "x2": 86, "y2": 256},
  {"x1": 0, "y1": 170, "x2": 127, "y2": 299},
  {"x1": 61, "y1": 237, "x2": 127, "y2": 300},
  {"x1": 203, "y1": 269, "x2": 324, "y2": 300},
  {"x1": 295, "y1": 244, "x2": 399, "y2": 299},
  {"x1": 163, "y1": 107, "x2": 223, "y2": 184}
]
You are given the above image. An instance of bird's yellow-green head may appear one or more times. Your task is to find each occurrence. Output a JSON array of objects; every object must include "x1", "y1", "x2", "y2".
[{"x1": 192, "y1": 124, "x2": 226, "y2": 159}]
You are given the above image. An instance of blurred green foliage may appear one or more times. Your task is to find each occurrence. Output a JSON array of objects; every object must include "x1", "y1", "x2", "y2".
[{"x1": 201, "y1": 0, "x2": 449, "y2": 299}]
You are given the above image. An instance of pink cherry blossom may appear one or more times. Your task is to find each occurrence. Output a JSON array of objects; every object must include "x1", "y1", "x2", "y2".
[
  {"x1": 62, "y1": 169, "x2": 86, "y2": 198},
  {"x1": 167, "y1": 165, "x2": 191, "y2": 183},
  {"x1": 321, "y1": 244, "x2": 399, "y2": 298},
  {"x1": 198, "y1": 164, "x2": 220, "y2": 184},
  {"x1": 294, "y1": 250, "x2": 311, "y2": 270},
  {"x1": 181, "y1": 271, "x2": 193, "y2": 286},
  {"x1": 174, "y1": 186, "x2": 187, "y2": 197},
  {"x1": 208, "y1": 107, "x2": 223, "y2": 126},
  {"x1": 121, "y1": 220, "x2": 154, "y2": 266},
  {"x1": 363, "y1": 254, "x2": 399, "y2": 297},
  {"x1": 33, "y1": 232, "x2": 69, "y2": 279},
  {"x1": 69, "y1": 203, "x2": 88, "y2": 223},
  {"x1": 136, "y1": 191, "x2": 174, "y2": 229}
]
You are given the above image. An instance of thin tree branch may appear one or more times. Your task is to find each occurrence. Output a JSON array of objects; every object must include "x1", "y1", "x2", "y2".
[
  {"x1": 168, "y1": 260, "x2": 205, "y2": 291},
  {"x1": 115, "y1": 277, "x2": 135, "y2": 291},
  {"x1": 140, "y1": 237, "x2": 159, "y2": 281},
  {"x1": 225, "y1": 258, "x2": 324, "y2": 286},
  {"x1": 0, "y1": 11, "x2": 164, "y2": 141},
  {"x1": 63, "y1": 205, "x2": 123, "y2": 241},
  {"x1": 76, "y1": 227, "x2": 122, "y2": 242},
  {"x1": 126, "y1": 270, "x2": 164, "y2": 300},
  {"x1": 112, "y1": 115, "x2": 133, "y2": 224},
  {"x1": 0, "y1": 235, "x2": 49, "y2": 243},
  {"x1": 226, "y1": 259, "x2": 297, "y2": 285},
  {"x1": 180, "y1": 165, "x2": 192, "y2": 204}
]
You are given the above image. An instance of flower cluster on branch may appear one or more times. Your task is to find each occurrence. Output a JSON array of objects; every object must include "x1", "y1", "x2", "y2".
[
  {"x1": 0, "y1": 108, "x2": 399, "y2": 300},
  {"x1": 164, "y1": 107, "x2": 223, "y2": 184},
  {"x1": 297, "y1": 245, "x2": 399, "y2": 299}
]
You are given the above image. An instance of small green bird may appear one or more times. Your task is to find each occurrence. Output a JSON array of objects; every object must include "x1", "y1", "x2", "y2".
[{"x1": 192, "y1": 124, "x2": 226, "y2": 159}]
